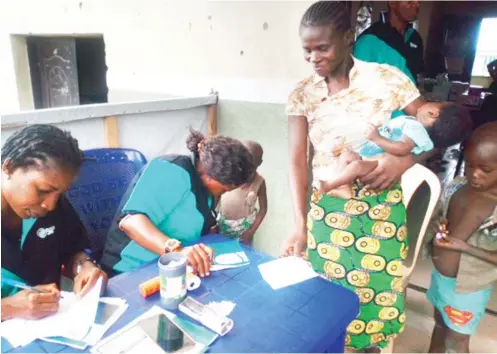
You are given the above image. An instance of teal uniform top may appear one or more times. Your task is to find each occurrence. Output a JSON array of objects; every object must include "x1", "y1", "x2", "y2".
[
  {"x1": 354, "y1": 20, "x2": 424, "y2": 118},
  {"x1": 100, "y1": 155, "x2": 216, "y2": 275}
]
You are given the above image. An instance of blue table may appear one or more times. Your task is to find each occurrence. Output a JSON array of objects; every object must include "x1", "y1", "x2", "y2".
[{"x1": 2, "y1": 235, "x2": 359, "y2": 353}]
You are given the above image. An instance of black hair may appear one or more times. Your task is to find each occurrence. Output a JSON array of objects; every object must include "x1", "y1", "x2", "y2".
[
  {"x1": 300, "y1": 1, "x2": 351, "y2": 33},
  {"x1": 1, "y1": 124, "x2": 84, "y2": 173},
  {"x1": 427, "y1": 103, "x2": 473, "y2": 149},
  {"x1": 186, "y1": 128, "x2": 255, "y2": 187}
]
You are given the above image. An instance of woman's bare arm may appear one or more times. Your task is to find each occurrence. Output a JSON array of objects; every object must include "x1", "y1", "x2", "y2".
[
  {"x1": 119, "y1": 214, "x2": 170, "y2": 255},
  {"x1": 288, "y1": 115, "x2": 309, "y2": 233}
]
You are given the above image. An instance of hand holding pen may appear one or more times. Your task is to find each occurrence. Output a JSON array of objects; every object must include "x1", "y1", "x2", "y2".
[{"x1": 1, "y1": 281, "x2": 60, "y2": 321}]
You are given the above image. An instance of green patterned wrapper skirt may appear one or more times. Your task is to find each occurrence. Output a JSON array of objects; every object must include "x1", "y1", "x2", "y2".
[{"x1": 307, "y1": 185, "x2": 408, "y2": 350}]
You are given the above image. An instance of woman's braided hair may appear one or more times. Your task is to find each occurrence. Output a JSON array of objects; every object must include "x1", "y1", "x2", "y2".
[
  {"x1": 1, "y1": 124, "x2": 84, "y2": 173},
  {"x1": 186, "y1": 128, "x2": 255, "y2": 187},
  {"x1": 300, "y1": 1, "x2": 351, "y2": 33}
]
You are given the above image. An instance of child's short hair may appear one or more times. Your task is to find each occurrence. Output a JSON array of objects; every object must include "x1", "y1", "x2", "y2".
[{"x1": 428, "y1": 103, "x2": 473, "y2": 148}]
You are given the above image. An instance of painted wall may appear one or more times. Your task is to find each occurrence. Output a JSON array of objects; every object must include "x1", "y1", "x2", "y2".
[
  {"x1": 0, "y1": 0, "x2": 437, "y2": 256},
  {"x1": 0, "y1": 0, "x2": 316, "y2": 113},
  {"x1": 1, "y1": 100, "x2": 210, "y2": 160}
]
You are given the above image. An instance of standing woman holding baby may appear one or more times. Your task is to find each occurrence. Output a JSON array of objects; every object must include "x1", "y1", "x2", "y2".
[{"x1": 281, "y1": 1, "x2": 434, "y2": 352}]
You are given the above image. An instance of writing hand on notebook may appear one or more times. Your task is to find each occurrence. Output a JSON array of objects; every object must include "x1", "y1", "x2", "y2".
[
  {"x1": 74, "y1": 265, "x2": 108, "y2": 297},
  {"x1": 182, "y1": 244, "x2": 214, "y2": 278},
  {"x1": 2, "y1": 283, "x2": 60, "y2": 320}
]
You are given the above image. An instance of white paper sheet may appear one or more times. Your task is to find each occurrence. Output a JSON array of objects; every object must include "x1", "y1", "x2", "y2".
[
  {"x1": 41, "y1": 296, "x2": 129, "y2": 349},
  {"x1": 1, "y1": 277, "x2": 103, "y2": 348},
  {"x1": 258, "y1": 256, "x2": 318, "y2": 290}
]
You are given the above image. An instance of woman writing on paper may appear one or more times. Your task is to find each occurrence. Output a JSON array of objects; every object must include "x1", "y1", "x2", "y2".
[
  {"x1": 1, "y1": 125, "x2": 107, "y2": 320},
  {"x1": 100, "y1": 129, "x2": 255, "y2": 278}
]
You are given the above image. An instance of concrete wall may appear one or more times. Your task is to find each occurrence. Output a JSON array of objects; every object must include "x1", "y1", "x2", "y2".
[
  {"x1": 0, "y1": 0, "x2": 438, "y2": 257},
  {"x1": 0, "y1": 0, "x2": 316, "y2": 113},
  {"x1": 1, "y1": 97, "x2": 212, "y2": 160}
]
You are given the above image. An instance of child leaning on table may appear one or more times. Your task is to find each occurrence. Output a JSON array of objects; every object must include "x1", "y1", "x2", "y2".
[
  {"x1": 426, "y1": 122, "x2": 497, "y2": 353},
  {"x1": 217, "y1": 141, "x2": 268, "y2": 244}
]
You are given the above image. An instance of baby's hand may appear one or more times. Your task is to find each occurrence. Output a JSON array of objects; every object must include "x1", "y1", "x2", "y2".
[
  {"x1": 317, "y1": 180, "x2": 329, "y2": 194},
  {"x1": 364, "y1": 124, "x2": 379, "y2": 140}
]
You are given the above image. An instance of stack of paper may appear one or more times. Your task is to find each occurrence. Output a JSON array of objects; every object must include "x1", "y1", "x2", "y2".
[
  {"x1": 1, "y1": 277, "x2": 127, "y2": 350},
  {"x1": 258, "y1": 256, "x2": 318, "y2": 290},
  {"x1": 1, "y1": 277, "x2": 103, "y2": 348},
  {"x1": 209, "y1": 241, "x2": 250, "y2": 271},
  {"x1": 42, "y1": 297, "x2": 129, "y2": 350}
]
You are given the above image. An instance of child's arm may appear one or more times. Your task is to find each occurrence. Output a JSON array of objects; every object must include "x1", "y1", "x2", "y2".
[
  {"x1": 432, "y1": 190, "x2": 492, "y2": 277},
  {"x1": 319, "y1": 160, "x2": 378, "y2": 194},
  {"x1": 434, "y1": 236, "x2": 497, "y2": 266},
  {"x1": 240, "y1": 180, "x2": 268, "y2": 244},
  {"x1": 365, "y1": 124, "x2": 416, "y2": 156},
  {"x1": 464, "y1": 245, "x2": 497, "y2": 266}
]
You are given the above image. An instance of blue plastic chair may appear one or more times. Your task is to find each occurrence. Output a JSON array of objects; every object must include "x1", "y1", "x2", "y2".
[{"x1": 66, "y1": 148, "x2": 147, "y2": 262}]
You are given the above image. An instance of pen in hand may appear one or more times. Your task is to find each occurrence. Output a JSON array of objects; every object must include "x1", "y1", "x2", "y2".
[{"x1": 3, "y1": 279, "x2": 63, "y2": 298}]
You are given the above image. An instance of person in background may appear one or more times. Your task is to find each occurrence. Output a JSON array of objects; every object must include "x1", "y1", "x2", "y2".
[
  {"x1": 354, "y1": 1, "x2": 423, "y2": 119},
  {"x1": 218, "y1": 140, "x2": 268, "y2": 244},
  {"x1": 1, "y1": 125, "x2": 107, "y2": 321},
  {"x1": 485, "y1": 59, "x2": 497, "y2": 95},
  {"x1": 427, "y1": 122, "x2": 497, "y2": 353},
  {"x1": 100, "y1": 129, "x2": 255, "y2": 278}
]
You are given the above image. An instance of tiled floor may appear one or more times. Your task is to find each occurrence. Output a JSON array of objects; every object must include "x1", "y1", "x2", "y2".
[{"x1": 394, "y1": 288, "x2": 497, "y2": 353}]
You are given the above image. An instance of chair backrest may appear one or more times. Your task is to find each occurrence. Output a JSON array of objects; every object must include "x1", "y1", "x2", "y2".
[
  {"x1": 66, "y1": 148, "x2": 147, "y2": 261},
  {"x1": 401, "y1": 163, "x2": 441, "y2": 288}
]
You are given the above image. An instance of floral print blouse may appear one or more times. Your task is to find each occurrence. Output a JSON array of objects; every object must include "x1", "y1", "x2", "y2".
[{"x1": 286, "y1": 56, "x2": 420, "y2": 184}]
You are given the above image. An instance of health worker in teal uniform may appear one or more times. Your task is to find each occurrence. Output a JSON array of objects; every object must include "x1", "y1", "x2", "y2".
[
  {"x1": 354, "y1": 1, "x2": 424, "y2": 118},
  {"x1": 101, "y1": 129, "x2": 255, "y2": 278}
]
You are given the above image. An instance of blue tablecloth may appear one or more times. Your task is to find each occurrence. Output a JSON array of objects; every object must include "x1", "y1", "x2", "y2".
[{"x1": 2, "y1": 235, "x2": 359, "y2": 353}]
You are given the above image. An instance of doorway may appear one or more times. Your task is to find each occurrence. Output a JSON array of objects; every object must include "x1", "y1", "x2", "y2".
[{"x1": 26, "y1": 35, "x2": 108, "y2": 109}]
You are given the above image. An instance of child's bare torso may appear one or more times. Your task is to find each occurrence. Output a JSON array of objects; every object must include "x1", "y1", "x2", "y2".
[
  {"x1": 219, "y1": 173, "x2": 263, "y2": 220},
  {"x1": 433, "y1": 185, "x2": 497, "y2": 278}
]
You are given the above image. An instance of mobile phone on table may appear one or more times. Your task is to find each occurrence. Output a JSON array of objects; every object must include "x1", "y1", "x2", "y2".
[{"x1": 136, "y1": 314, "x2": 196, "y2": 353}]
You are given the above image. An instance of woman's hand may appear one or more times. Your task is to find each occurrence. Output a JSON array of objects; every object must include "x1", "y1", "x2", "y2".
[
  {"x1": 281, "y1": 230, "x2": 307, "y2": 258},
  {"x1": 74, "y1": 264, "x2": 108, "y2": 297},
  {"x1": 361, "y1": 153, "x2": 415, "y2": 190},
  {"x1": 182, "y1": 244, "x2": 213, "y2": 278},
  {"x1": 2, "y1": 284, "x2": 60, "y2": 320}
]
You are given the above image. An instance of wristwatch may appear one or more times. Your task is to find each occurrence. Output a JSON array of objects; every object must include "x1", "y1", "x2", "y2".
[
  {"x1": 164, "y1": 239, "x2": 182, "y2": 253},
  {"x1": 76, "y1": 257, "x2": 99, "y2": 274}
]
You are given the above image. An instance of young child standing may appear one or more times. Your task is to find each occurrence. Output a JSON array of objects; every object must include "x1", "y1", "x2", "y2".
[
  {"x1": 218, "y1": 141, "x2": 268, "y2": 244},
  {"x1": 427, "y1": 122, "x2": 497, "y2": 353}
]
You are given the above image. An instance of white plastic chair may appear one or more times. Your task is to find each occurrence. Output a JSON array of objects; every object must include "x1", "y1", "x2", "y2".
[
  {"x1": 381, "y1": 163, "x2": 441, "y2": 354},
  {"x1": 401, "y1": 163, "x2": 441, "y2": 288}
]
